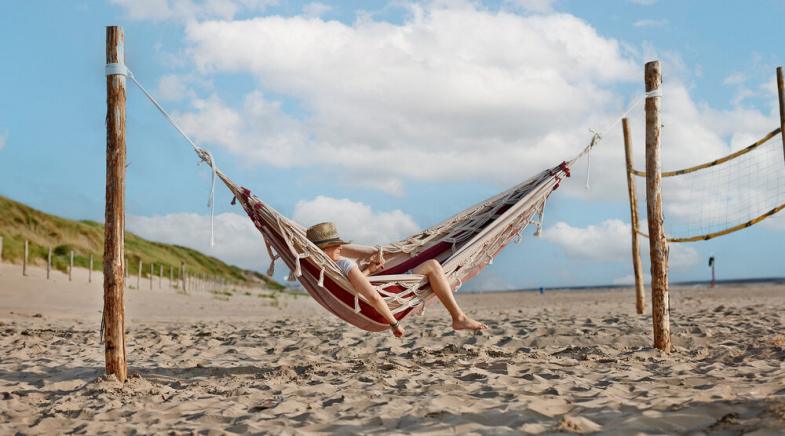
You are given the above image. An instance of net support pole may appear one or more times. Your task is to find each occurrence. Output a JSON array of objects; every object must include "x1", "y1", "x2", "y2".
[
  {"x1": 103, "y1": 25, "x2": 128, "y2": 382},
  {"x1": 777, "y1": 66, "x2": 785, "y2": 164},
  {"x1": 644, "y1": 60, "x2": 671, "y2": 353},
  {"x1": 622, "y1": 118, "x2": 646, "y2": 315}
]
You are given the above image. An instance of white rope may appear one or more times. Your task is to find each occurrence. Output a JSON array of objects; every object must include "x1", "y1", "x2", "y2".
[{"x1": 107, "y1": 63, "x2": 220, "y2": 247}]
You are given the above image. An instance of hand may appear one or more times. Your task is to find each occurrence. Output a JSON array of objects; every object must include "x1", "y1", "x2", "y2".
[{"x1": 391, "y1": 324, "x2": 405, "y2": 338}]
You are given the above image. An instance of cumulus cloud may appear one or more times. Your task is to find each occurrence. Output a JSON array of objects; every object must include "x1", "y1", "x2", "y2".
[
  {"x1": 543, "y1": 219, "x2": 700, "y2": 270},
  {"x1": 0, "y1": 129, "x2": 7, "y2": 150},
  {"x1": 179, "y1": 3, "x2": 638, "y2": 193},
  {"x1": 111, "y1": 0, "x2": 278, "y2": 21},
  {"x1": 302, "y1": 2, "x2": 330, "y2": 18},
  {"x1": 507, "y1": 0, "x2": 558, "y2": 14},
  {"x1": 127, "y1": 212, "x2": 269, "y2": 271},
  {"x1": 292, "y1": 196, "x2": 420, "y2": 245}
]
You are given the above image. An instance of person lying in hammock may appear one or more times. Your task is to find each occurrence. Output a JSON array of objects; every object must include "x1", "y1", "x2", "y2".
[{"x1": 306, "y1": 222, "x2": 487, "y2": 338}]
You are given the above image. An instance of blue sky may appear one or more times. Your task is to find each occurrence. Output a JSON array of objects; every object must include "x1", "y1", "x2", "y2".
[{"x1": 0, "y1": 0, "x2": 783, "y2": 290}]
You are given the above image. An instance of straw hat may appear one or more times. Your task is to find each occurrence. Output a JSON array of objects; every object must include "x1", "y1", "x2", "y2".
[{"x1": 306, "y1": 222, "x2": 351, "y2": 248}]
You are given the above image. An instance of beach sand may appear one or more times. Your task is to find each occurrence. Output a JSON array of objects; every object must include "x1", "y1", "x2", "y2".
[{"x1": 1, "y1": 262, "x2": 784, "y2": 434}]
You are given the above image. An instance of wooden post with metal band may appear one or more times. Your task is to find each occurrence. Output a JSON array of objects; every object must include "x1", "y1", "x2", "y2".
[
  {"x1": 103, "y1": 25, "x2": 128, "y2": 382},
  {"x1": 644, "y1": 60, "x2": 671, "y2": 353}
]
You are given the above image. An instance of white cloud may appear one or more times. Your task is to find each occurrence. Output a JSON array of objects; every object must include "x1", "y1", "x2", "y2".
[
  {"x1": 543, "y1": 219, "x2": 700, "y2": 270},
  {"x1": 126, "y1": 212, "x2": 269, "y2": 271},
  {"x1": 633, "y1": 19, "x2": 668, "y2": 28},
  {"x1": 292, "y1": 196, "x2": 420, "y2": 245},
  {"x1": 507, "y1": 0, "x2": 558, "y2": 13},
  {"x1": 111, "y1": 0, "x2": 278, "y2": 21},
  {"x1": 0, "y1": 129, "x2": 7, "y2": 150},
  {"x1": 302, "y1": 2, "x2": 330, "y2": 18},
  {"x1": 543, "y1": 219, "x2": 630, "y2": 262},
  {"x1": 181, "y1": 3, "x2": 638, "y2": 192},
  {"x1": 156, "y1": 74, "x2": 197, "y2": 101}
]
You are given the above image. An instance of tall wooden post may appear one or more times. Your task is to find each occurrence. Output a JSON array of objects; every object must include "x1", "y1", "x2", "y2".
[
  {"x1": 103, "y1": 25, "x2": 128, "y2": 382},
  {"x1": 159, "y1": 264, "x2": 163, "y2": 288},
  {"x1": 149, "y1": 263, "x2": 154, "y2": 290},
  {"x1": 47, "y1": 247, "x2": 52, "y2": 280},
  {"x1": 0, "y1": 236, "x2": 3, "y2": 261},
  {"x1": 777, "y1": 66, "x2": 785, "y2": 163},
  {"x1": 69, "y1": 250, "x2": 74, "y2": 281},
  {"x1": 169, "y1": 265, "x2": 173, "y2": 288},
  {"x1": 622, "y1": 118, "x2": 646, "y2": 314},
  {"x1": 23, "y1": 240, "x2": 28, "y2": 276},
  {"x1": 89, "y1": 254, "x2": 94, "y2": 283},
  {"x1": 644, "y1": 60, "x2": 671, "y2": 353},
  {"x1": 137, "y1": 259, "x2": 142, "y2": 289}
]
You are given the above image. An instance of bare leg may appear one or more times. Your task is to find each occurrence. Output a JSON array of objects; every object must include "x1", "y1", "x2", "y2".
[{"x1": 412, "y1": 260, "x2": 487, "y2": 330}]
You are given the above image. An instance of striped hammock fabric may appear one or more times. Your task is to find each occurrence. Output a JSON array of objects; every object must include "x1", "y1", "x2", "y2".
[{"x1": 215, "y1": 160, "x2": 572, "y2": 332}]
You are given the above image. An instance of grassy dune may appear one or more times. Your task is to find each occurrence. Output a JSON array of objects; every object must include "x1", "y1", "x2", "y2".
[{"x1": 0, "y1": 195, "x2": 283, "y2": 290}]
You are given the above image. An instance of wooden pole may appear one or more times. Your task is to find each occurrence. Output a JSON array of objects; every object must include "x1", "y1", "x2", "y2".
[
  {"x1": 169, "y1": 265, "x2": 173, "y2": 288},
  {"x1": 777, "y1": 66, "x2": 785, "y2": 163},
  {"x1": 47, "y1": 247, "x2": 51, "y2": 280},
  {"x1": 159, "y1": 264, "x2": 163, "y2": 289},
  {"x1": 182, "y1": 263, "x2": 187, "y2": 292},
  {"x1": 69, "y1": 250, "x2": 74, "y2": 281},
  {"x1": 623, "y1": 118, "x2": 646, "y2": 315},
  {"x1": 149, "y1": 263, "x2": 154, "y2": 290},
  {"x1": 644, "y1": 60, "x2": 671, "y2": 353},
  {"x1": 0, "y1": 236, "x2": 3, "y2": 262},
  {"x1": 137, "y1": 259, "x2": 142, "y2": 289},
  {"x1": 89, "y1": 254, "x2": 94, "y2": 283},
  {"x1": 103, "y1": 25, "x2": 128, "y2": 382},
  {"x1": 23, "y1": 240, "x2": 28, "y2": 276}
]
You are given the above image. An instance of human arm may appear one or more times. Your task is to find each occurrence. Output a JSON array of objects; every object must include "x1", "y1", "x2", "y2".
[{"x1": 346, "y1": 266, "x2": 404, "y2": 337}]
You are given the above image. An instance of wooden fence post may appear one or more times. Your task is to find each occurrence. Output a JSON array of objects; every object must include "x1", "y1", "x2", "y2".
[
  {"x1": 644, "y1": 60, "x2": 671, "y2": 353},
  {"x1": 159, "y1": 264, "x2": 163, "y2": 289},
  {"x1": 89, "y1": 254, "x2": 94, "y2": 283},
  {"x1": 777, "y1": 66, "x2": 785, "y2": 163},
  {"x1": 23, "y1": 240, "x2": 28, "y2": 277},
  {"x1": 149, "y1": 263, "x2": 153, "y2": 290},
  {"x1": 103, "y1": 25, "x2": 128, "y2": 382},
  {"x1": 137, "y1": 259, "x2": 142, "y2": 289},
  {"x1": 47, "y1": 247, "x2": 52, "y2": 280},
  {"x1": 0, "y1": 236, "x2": 3, "y2": 262},
  {"x1": 182, "y1": 263, "x2": 187, "y2": 292},
  {"x1": 69, "y1": 250, "x2": 74, "y2": 281},
  {"x1": 623, "y1": 118, "x2": 646, "y2": 314},
  {"x1": 169, "y1": 265, "x2": 173, "y2": 288}
]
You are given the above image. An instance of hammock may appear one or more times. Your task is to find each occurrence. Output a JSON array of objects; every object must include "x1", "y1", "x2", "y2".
[
  {"x1": 110, "y1": 61, "x2": 607, "y2": 332},
  {"x1": 210, "y1": 158, "x2": 574, "y2": 332}
]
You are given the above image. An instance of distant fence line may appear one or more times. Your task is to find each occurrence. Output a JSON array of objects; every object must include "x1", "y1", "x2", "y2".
[{"x1": 0, "y1": 236, "x2": 260, "y2": 294}]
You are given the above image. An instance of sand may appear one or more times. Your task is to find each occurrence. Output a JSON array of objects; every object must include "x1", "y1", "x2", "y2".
[{"x1": 1, "y1": 262, "x2": 784, "y2": 434}]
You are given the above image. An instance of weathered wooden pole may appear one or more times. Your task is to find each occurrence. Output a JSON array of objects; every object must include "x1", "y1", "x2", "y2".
[
  {"x1": 149, "y1": 263, "x2": 154, "y2": 290},
  {"x1": 103, "y1": 25, "x2": 128, "y2": 382},
  {"x1": 69, "y1": 250, "x2": 74, "y2": 281},
  {"x1": 137, "y1": 259, "x2": 142, "y2": 289},
  {"x1": 777, "y1": 66, "x2": 785, "y2": 163},
  {"x1": 623, "y1": 118, "x2": 646, "y2": 315},
  {"x1": 0, "y1": 236, "x2": 3, "y2": 261},
  {"x1": 23, "y1": 240, "x2": 28, "y2": 276},
  {"x1": 159, "y1": 264, "x2": 163, "y2": 289},
  {"x1": 169, "y1": 265, "x2": 173, "y2": 288},
  {"x1": 47, "y1": 247, "x2": 52, "y2": 280},
  {"x1": 89, "y1": 254, "x2": 94, "y2": 283},
  {"x1": 644, "y1": 60, "x2": 671, "y2": 353},
  {"x1": 182, "y1": 263, "x2": 187, "y2": 292}
]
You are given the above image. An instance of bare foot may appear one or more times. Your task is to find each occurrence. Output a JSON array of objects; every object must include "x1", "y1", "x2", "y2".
[{"x1": 452, "y1": 316, "x2": 487, "y2": 330}]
